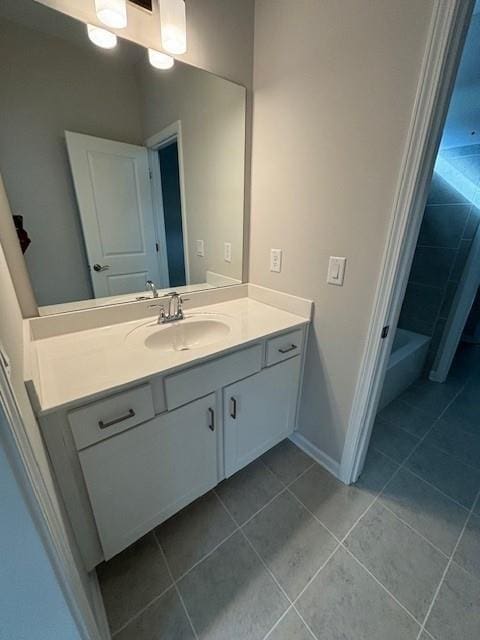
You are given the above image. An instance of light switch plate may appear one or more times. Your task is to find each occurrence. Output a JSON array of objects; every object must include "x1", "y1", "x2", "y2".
[
  {"x1": 224, "y1": 242, "x2": 232, "y2": 263},
  {"x1": 327, "y1": 256, "x2": 346, "y2": 286},
  {"x1": 196, "y1": 239, "x2": 205, "y2": 257},
  {"x1": 270, "y1": 249, "x2": 282, "y2": 273}
]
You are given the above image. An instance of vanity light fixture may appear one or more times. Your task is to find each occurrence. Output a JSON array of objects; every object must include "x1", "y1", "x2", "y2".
[
  {"x1": 94, "y1": 0, "x2": 127, "y2": 29},
  {"x1": 87, "y1": 24, "x2": 118, "y2": 49},
  {"x1": 148, "y1": 48, "x2": 174, "y2": 69},
  {"x1": 160, "y1": 0, "x2": 187, "y2": 55}
]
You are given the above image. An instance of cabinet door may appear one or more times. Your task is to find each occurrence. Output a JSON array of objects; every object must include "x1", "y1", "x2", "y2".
[
  {"x1": 224, "y1": 357, "x2": 301, "y2": 477},
  {"x1": 79, "y1": 394, "x2": 218, "y2": 560}
]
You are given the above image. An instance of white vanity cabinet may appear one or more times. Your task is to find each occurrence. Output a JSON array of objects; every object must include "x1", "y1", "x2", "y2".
[
  {"x1": 38, "y1": 324, "x2": 308, "y2": 567},
  {"x1": 223, "y1": 356, "x2": 302, "y2": 476},
  {"x1": 78, "y1": 394, "x2": 218, "y2": 560}
]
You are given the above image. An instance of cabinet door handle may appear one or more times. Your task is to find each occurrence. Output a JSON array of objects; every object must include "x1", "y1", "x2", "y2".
[
  {"x1": 230, "y1": 396, "x2": 237, "y2": 419},
  {"x1": 98, "y1": 408, "x2": 135, "y2": 430},
  {"x1": 278, "y1": 344, "x2": 297, "y2": 354},
  {"x1": 208, "y1": 407, "x2": 215, "y2": 431}
]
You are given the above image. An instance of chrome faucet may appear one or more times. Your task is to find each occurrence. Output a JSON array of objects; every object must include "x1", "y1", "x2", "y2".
[
  {"x1": 146, "y1": 280, "x2": 158, "y2": 298},
  {"x1": 150, "y1": 291, "x2": 185, "y2": 324}
]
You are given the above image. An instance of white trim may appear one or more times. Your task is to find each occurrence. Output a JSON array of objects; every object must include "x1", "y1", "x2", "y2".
[
  {"x1": 147, "y1": 149, "x2": 170, "y2": 289},
  {"x1": 289, "y1": 431, "x2": 341, "y2": 480},
  {"x1": 430, "y1": 221, "x2": 480, "y2": 382},
  {"x1": 0, "y1": 363, "x2": 106, "y2": 640},
  {"x1": 145, "y1": 121, "x2": 191, "y2": 285},
  {"x1": 340, "y1": 0, "x2": 474, "y2": 485}
]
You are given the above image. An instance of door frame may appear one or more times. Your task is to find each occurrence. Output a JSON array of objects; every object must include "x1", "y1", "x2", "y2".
[
  {"x1": 146, "y1": 121, "x2": 191, "y2": 286},
  {"x1": 0, "y1": 362, "x2": 107, "y2": 640},
  {"x1": 340, "y1": 0, "x2": 475, "y2": 484}
]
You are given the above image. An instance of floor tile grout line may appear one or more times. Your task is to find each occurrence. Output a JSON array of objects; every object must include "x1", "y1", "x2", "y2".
[
  {"x1": 172, "y1": 483, "x2": 290, "y2": 584},
  {"x1": 214, "y1": 488, "x2": 322, "y2": 640},
  {"x1": 341, "y1": 545, "x2": 424, "y2": 627},
  {"x1": 415, "y1": 486, "x2": 480, "y2": 640},
  {"x1": 283, "y1": 380, "x2": 470, "y2": 626},
  {"x1": 284, "y1": 488, "x2": 422, "y2": 627},
  {"x1": 261, "y1": 605, "x2": 294, "y2": 640},
  {"x1": 110, "y1": 583, "x2": 175, "y2": 638},
  {"x1": 175, "y1": 526, "x2": 240, "y2": 584},
  {"x1": 371, "y1": 446, "x2": 472, "y2": 511},
  {"x1": 259, "y1": 455, "x2": 316, "y2": 489},
  {"x1": 153, "y1": 531, "x2": 199, "y2": 640},
  {"x1": 378, "y1": 502, "x2": 450, "y2": 561}
]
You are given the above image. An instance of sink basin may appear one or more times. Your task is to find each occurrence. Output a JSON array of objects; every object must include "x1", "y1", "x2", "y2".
[{"x1": 126, "y1": 314, "x2": 232, "y2": 352}]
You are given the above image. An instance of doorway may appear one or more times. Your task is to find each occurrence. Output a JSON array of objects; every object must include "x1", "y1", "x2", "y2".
[
  {"x1": 146, "y1": 121, "x2": 190, "y2": 289},
  {"x1": 158, "y1": 141, "x2": 186, "y2": 288},
  {"x1": 341, "y1": 0, "x2": 476, "y2": 485}
]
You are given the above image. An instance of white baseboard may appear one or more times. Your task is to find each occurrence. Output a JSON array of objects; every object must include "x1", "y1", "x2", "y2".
[{"x1": 289, "y1": 431, "x2": 341, "y2": 480}]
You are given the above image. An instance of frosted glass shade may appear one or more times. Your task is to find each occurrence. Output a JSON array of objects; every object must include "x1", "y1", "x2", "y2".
[
  {"x1": 148, "y1": 48, "x2": 175, "y2": 70},
  {"x1": 160, "y1": 0, "x2": 187, "y2": 55},
  {"x1": 87, "y1": 24, "x2": 118, "y2": 49},
  {"x1": 95, "y1": 0, "x2": 127, "y2": 29}
]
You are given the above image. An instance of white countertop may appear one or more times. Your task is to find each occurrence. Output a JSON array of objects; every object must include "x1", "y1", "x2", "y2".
[{"x1": 30, "y1": 297, "x2": 309, "y2": 413}]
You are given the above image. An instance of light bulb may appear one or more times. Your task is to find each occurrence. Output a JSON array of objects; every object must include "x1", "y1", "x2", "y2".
[
  {"x1": 87, "y1": 24, "x2": 117, "y2": 49},
  {"x1": 95, "y1": 0, "x2": 127, "y2": 29},
  {"x1": 148, "y1": 48, "x2": 175, "y2": 70},
  {"x1": 160, "y1": 0, "x2": 187, "y2": 55}
]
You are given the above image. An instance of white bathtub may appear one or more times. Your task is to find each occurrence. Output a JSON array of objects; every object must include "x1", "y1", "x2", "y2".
[{"x1": 378, "y1": 328, "x2": 431, "y2": 411}]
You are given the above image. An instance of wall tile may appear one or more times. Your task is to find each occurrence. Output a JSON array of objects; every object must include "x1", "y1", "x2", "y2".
[
  {"x1": 439, "y1": 281, "x2": 458, "y2": 320},
  {"x1": 427, "y1": 173, "x2": 469, "y2": 205},
  {"x1": 399, "y1": 283, "x2": 444, "y2": 336},
  {"x1": 441, "y1": 144, "x2": 480, "y2": 159},
  {"x1": 418, "y1": 204, "x2": 470, "y2": 248},
  {"x1": 463, "y1": 206, "x2": 480, "y2": 239},
  {"x1": 409, "y1": 247, "x2": 456, "y2": 288},
  {"x1": 450, "y1": 239, "x2": 472, "y2": 281}
]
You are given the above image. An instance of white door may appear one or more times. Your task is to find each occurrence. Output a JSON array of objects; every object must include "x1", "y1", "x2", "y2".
[
  {"x1": 66, "y1": 131, "x2": 161, "y2": 298},
  {"x1": 78, "y1": 394, "x2": 218, "y2": 559},
  {"x1": 223, "y1": 357, "x2": 302, "y2": 477}
]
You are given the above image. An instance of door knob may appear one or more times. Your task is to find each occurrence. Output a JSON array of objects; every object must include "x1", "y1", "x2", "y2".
[{"x1": 93, "y1": 263, "x2": 110, "y2": 272}]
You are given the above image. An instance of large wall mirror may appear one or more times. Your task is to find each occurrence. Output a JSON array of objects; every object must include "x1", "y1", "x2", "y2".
[{"x1": 0, "y1": 0, "x2": 246, "y2": 314}]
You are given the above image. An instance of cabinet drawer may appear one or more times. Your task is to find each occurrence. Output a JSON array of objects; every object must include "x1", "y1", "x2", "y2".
[
  {"x1": 165, "y1": 344, "x2": 263, "y2": 410},
  {"x1": 266, "y1": 329, "x2": 304, "y2": 366},
  {"x1": 68, "y1": 384, "x2": 154, "y2": 450}
]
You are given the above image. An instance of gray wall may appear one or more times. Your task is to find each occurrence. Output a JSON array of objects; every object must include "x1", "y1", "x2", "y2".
[
  {"x1": 249, "y1": 0, "x2": 435, "y2": 463},
  {"x1": 0, "y1": 19, "x2": 143, "y2": 306},
  {"x1": 399, "y1": 145, "x2": 480, "y2": 367}
]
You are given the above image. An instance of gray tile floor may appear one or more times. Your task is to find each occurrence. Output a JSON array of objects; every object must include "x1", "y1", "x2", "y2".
[{"x1": 98, "y1": 345, "x2": 480, "y2": 640}]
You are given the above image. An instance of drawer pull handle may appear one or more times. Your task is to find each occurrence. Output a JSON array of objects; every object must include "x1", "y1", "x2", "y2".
[
  {"x1": 208, "y1": 408, "x2": 215, "y2": 431},
  {"x1": 98, "y1": 408, "x2": 135, "y2": 430},
  {"x1": 230, "y1": 396, "x2": 237, "y2": 419},
  {"x1": 278, "y1": 344, "x2": 297, "y2": 354}
]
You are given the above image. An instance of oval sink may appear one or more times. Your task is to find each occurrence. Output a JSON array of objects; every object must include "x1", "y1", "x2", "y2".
[{"x1": 126, "y1": 315, "x2": 231, "y2": 352}]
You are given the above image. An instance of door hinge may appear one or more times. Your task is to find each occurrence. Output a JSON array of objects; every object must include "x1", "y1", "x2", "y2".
[
  {"x1": 148, "y1": 169, "x2": 152, "y2": 180},
  {"x1": 155, "y1": 242, "x2": 159, "y2": 253},
  {"x1": 381, "y1": 326, "x2": 390, "y2": 339}
]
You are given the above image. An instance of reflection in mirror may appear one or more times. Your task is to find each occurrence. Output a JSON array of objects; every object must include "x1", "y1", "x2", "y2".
[{"x1": 0, "y1": 0, "x2": 246, "y2": 314}]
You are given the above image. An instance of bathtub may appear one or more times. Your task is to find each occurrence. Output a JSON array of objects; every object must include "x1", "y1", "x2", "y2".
[{"x1": 378, "y1": 328, "x2": 431, "y2": 411}]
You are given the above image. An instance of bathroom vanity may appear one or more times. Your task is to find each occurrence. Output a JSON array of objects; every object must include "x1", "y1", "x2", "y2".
[
  {"x1": 2, "y1": 0, "x2": 311, "y2": 588},
  {"x1": 24, "y1": 287, "x2": 311, "y2": 570}
]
